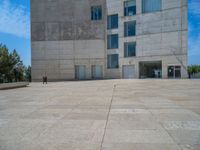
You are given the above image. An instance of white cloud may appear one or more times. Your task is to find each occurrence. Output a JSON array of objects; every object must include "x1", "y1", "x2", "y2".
[{"x1": 0, "y1": 0, "x2": 30, "y2": 39}]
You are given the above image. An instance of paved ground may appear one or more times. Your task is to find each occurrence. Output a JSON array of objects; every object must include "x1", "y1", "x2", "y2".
[{"x1": 0, "y1": 79, "x2": 200, "y2": 150}]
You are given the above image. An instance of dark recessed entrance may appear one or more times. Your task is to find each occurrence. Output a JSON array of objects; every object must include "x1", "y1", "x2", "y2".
[
  {"x1": 139, "y1": 61, "x2": 162, "y2": 78},
  {"x1": 168, "y1": 66, "x2": 181, "y2": 78}
]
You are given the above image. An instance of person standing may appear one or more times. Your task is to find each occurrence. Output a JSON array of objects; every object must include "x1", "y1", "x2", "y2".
[
  {"x1": 42, "y1": 76, "x2": 45, "y2": 84},
  {"x1": 45, "y1": 76, "x2": 48, "y2": 84}
]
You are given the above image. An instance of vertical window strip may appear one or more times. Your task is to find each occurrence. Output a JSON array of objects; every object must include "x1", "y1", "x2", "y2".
[
  {"x1": 107, "y1": 54, "x2": 119, "y2": 68},
  {"x1": 124, "y1": 42, "x2": 136, "y2": 57},
  {"x1": 91, "y1": 6, "x2": 102, "y2": 20},
  {"x1": 107, "y1": 14, "x2": 118, "y2": 29},
  {"x1": 124, "y1": 21, "x2": 136, "y2": 37},
  {"x1": 124, "y1": 0, "x2": 136, "y2": 16},
  {"x1": 107, "y1": 34, "x2": 118, "y2": 49}
]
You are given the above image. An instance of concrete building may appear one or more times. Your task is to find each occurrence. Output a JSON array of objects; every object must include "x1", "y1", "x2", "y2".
[{"x1": 31, "y1": 0, "x2": 188, "y2": 81}]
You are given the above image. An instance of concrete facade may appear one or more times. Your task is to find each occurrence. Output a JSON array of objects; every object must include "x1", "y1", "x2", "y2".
[{"x1": 31, "y1": 0, "x2": 188, "y2": 81}]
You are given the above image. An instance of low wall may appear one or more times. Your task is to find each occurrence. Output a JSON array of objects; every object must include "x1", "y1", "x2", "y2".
[{"x1": 0, "y1": 82, "x2": 29, "y2": 90}]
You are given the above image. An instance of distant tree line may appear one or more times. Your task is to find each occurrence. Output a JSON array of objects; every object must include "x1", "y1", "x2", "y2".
[
  {"x1": 188, "y1": 65, "x2": 200, "y2": 78},
  {"x1": 0, "y1": 44, "x2": 31, "y2": 83}
]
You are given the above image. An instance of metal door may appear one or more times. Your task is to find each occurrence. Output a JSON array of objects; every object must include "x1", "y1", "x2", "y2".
[
  {"x1": 123, "y1": 65, "x2": 135, "y2": 79},
  {"x1": 75, "y1": 65, "x2": 86, "y2": 80},
  {"x1": 92, "y1": 65, "x2": 103, "y2": 79}
]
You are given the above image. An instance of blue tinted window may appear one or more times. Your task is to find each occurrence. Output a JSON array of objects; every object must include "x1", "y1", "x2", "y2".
[
  {"x1": 124, "y1": 0, "x2": 136, "y2": 16},
  {"x1": 124, "y1": 21, "x2": 136, "y2": 37},
  {"x1": 107, "y1": 34, "x2": 118, "y2": 49},
  {"x1": 91, "y1": 6, "x2": 102, "y2": 20},
  {"x1": 107, "y1": 14, "x2": 118, "y2": 29},
  {"x1": 142, "y1": 0, "x2": 161, "y2": 13},
  {"x1": 107, "y1": 54, "x2": 119, "y2": 69},
  {"x1": 124, "y1": 42, "x2": 136, "y2": 57}
]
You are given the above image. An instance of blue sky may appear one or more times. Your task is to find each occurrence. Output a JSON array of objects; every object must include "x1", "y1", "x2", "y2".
[
  {"x1": 0, "y1": 0, "x2": 200, "y2": 66},
  {"x1": 0, "y1": 0, "x2": 30, "y2": 66}
]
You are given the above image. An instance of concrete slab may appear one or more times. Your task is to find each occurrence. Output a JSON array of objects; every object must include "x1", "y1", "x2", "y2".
[
  {"x1": 103, "y1": 129, "x2": 175, "y2": 143},
  {"x1": 0, "y1": 79, "x2": 200, "y2": 150},
  {"x1": 102, "y1": 143, "x2": 182, "y2": 150}
]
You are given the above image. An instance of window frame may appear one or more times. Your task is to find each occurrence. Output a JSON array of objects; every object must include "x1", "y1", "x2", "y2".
[
  {"x1": 124, "y1": 42, "x2": 136, "y2": 57},
  {"x1": 142, "y1": 0, "x2": 162, "y2": 14},
  {"x1": 107, "y1": 54, "x2": 119, "y2": 69},
  {"x1": 107, "y1": 14, "x2": 118, "y2": 29},
  {"x1": 91, "y1": 5, "x2": 102, "y2": 20},
  {"x1": 124, "y1": 21, "x2": 136, "y2": 37},
  {"x1": 124, "y1": 0, "x2": 136, "y2": 16},
  {"x1": 168, "y1": 66, "x2": 181, "y2": 78},
  {"x1": 107, "y1": 34, "x2": 119, "y2": 49}
]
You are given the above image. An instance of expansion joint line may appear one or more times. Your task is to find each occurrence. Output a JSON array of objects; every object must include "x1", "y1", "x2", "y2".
[{"x1": 100, "y1": 84, "x2": 116, "y2": 150}]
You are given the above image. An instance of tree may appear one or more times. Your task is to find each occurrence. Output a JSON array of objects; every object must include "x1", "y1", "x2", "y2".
[
  {"x1": 0, "y1": 44, "x2": 11, "y2": 82},
  {"x1": 187, "y1": 66, "x2": 193, "y2": 75},
  {"x1": 10, "y1": 50, "x2": 25, "y2": 82},
  {"x1": 25, "y1": 66, "x2": 31, "y2": 82},
  {"x1": 188, "y1": 65, "x2": 200, "y2": 78},
  {"x1": 0, "y1": 44, "x2": 29, "y2": 83}
]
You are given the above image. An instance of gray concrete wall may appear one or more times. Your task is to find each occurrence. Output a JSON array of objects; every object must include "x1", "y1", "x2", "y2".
[
  {"x1": 31, "y1": 0, "x2": 106, "y2": 41},
  {"x1": 32, "y1": 40, "x2": 106, "y2": 80},
  {"x1": 31, "y1": 0, "x2": 107, "y2": 81},
  {"x1": 106, "y1": 0, "x2": 188, "y2": 79},
  {"x1": 31, "y1": 0, "x2": 188, "y2": 80}
]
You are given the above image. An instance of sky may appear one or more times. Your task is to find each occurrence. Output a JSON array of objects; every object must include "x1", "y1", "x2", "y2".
[{"x1": 0, "y1": 0, "x2": 200, "y2": 66}]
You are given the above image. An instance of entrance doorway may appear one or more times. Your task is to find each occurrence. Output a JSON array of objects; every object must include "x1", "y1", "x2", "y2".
[
  {"x1": 168, "y1": 66, "x2": 181, "y2": 78},
  {"x1": 75, "y1": 65, "x2": 86, "y2": 80},
  {"x1": 139, "y1": 61, "x2": 162, "y2": 78},
  {"x1": 122, "y1": 65, "x2": 135, "y2": 79}
]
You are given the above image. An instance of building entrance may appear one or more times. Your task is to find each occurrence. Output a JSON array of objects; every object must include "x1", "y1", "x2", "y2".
[
  {"x1": 168, "y1": 66, "x2": 181, "y2": 78},
  {"x1": 139, "y1": 61, "x2": 162, "y2": 78}
]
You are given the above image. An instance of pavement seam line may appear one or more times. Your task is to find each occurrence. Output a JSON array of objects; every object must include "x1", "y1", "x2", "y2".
[
  {"x1": 148, "y1": 109, "x2": 184, "y2": 150},
  {"x1": 100, "y1": 84, "x2": 116, "y2": 150}
]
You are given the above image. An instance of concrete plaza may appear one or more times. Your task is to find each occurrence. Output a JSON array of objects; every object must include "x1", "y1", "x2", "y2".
[{"x1": 0, "y1": 79, "x2": 200, "y2": 150}]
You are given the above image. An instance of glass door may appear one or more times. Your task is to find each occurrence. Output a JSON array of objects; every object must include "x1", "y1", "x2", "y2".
[{"x1": 168, "y1": 66, "x2": 181, "y2": 78}]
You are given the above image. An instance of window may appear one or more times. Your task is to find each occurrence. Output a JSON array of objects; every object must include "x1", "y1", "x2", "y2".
[
  {"x1": 107, "y1": 14, "x2": 118, "y2": 29},
  {"x1": 124, "y1": 42, "x2": 136, "y2": 57},
  {"x1": 107, "y1": 54, "x2": 119, "y2": 69},
  {"x1": 142, "y1": 0, "x2": 161, "y2": 13},
  {"x1": 107, "y1": 34, "x2": 119, "y2": 49},
  {"x1": 124, "y1": 0, "x2": 136, "y2": 16},
  {"x1": 124, "y1": 21, "x2": 136, "y2": 37},
  {"x1": 91, "y1": 6, "x2": 102, "y2": 20}
]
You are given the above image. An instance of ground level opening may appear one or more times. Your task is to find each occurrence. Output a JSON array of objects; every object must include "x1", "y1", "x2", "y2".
[
  {"x1": 139, "y1": 61, "x2": 162, "y2": 78},
  {"x1": 75, "y1": 65, "x2": 86, "y2": 80},
  {"x1": 168, "y1": 66, "x2": 181, "y2": 78},
  {"x1": 122, "y1": 65, "x2": 135, "y2": 79},
  {"x1": 92, "y1": 65, "x2": 103, "y2": 79}
]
